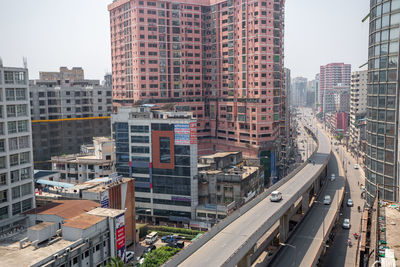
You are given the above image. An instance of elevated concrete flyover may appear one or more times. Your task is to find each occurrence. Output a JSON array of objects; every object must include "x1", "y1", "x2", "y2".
[{"x1": 164, "y1": 125, "x2": 331, "y2": 267}]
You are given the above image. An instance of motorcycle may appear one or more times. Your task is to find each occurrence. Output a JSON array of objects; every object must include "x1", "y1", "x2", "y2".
[
  {"x1": 353, "y1": 233, "x2": 359, "y2": 239},
  {"x1": 348, "y1": 238, "x2": 352, "y2": 247},
  {"x1": 358, "y1": 206, "x2": 361, "y2": 212}
]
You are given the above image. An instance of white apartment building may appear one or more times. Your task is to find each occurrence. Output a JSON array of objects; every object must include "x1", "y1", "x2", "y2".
[
  {"x1": 51, "y1": 137, "x2": 115, "y2": 183},
  {"x1": 0, "y1": 65, "x2": 35, "y2": 232},
  {"x1": 349, "y1": 70, "x2": 368, "y2": 150}
]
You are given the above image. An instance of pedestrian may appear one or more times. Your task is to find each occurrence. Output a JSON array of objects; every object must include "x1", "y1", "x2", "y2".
[{"x1": 358, "y1": 181, "x2": 359, "y2": 186}]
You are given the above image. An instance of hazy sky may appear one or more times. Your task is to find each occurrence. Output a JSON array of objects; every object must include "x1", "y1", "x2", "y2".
[{"x1": 0, "y1": 0, "x2": 369, "y2": 81}]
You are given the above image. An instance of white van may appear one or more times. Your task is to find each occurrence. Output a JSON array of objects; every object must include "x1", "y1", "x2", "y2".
[
  {"x1": 270, "y1": 191, "x2": 283, "y2": 202},
  {"x1": 145, "y1": 231, "x2": 158, "y2": 245}
]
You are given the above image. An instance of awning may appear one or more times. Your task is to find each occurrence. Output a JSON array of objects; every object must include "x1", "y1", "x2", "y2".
[{"x1": 35, "y1": 179, "x2": 75, "y2": 188}]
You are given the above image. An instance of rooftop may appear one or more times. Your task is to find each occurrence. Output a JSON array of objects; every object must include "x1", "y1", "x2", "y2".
[
  {"x1": 26, "y1": 200, "x2": 99, "y2": 219},
  {"x1": 0, "y1": 232, "x2": 75, "y2": 267},
  {"x1": 34, "y1": 170, "x2": 59, "y2": 180},
  {"x1": 63, "y1": 213, "x2": 104, "y2": 230},
  {"x1": 87, "y1": 207, "x2": 125, "y2": 218}
]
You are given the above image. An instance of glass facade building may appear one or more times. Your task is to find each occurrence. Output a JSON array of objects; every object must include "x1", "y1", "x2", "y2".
[{"x1": 366, "y1": 0, "x2": 400, "y2": 203}]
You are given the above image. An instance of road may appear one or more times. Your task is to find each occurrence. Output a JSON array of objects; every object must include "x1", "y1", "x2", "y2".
[
  {"x1": 319, "y1": 131, "x2": 365, "y2": 267},
  {"x1": 176, "y1": 119, "x2": 331, "y2": 267},
  {"x1": 269, "y1": 110, "x2": 345, "y2": 267}
]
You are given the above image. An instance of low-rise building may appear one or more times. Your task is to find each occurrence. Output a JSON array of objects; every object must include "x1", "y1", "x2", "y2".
[
  {"x1": 0, "y1": 200, "x2": 128, "y2": 267},
  {"x1": 325, "y1": 112, "x2": 349, "y2": 134},
  {"x1": 34, "y1": 176, "x2": 136, "y2": 246},
  {"x1": 196, "y1": 151, "x2": 263, "y2": 222},
  {"x1": 51, "y1": 137, "x2": 114, "y2": 183}
]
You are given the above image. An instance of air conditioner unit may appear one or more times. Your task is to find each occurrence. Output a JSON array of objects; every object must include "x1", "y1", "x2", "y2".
[
  {"x1": 53, "y1": 254, "x2": 59, "y2": 259},
  {"x1": 65, "y1": 248, "x2": 70, "y2": 253}
]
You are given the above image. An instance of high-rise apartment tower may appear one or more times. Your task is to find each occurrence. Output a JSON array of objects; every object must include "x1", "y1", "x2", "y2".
[{"x1": 108, "y1": 0, "x2": 286, "y2": 181}]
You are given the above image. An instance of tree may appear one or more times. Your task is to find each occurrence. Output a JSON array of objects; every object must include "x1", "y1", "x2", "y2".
[
  {"x1": 106, "y1": 257, "x2": 130, "y2": 267},
  {"x1": 142, "y1": 246, "x2": 181, "y2": 267}
]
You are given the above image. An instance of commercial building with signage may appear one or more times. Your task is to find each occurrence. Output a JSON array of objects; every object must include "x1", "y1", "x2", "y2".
[
  {"x1": 0, "y1": 200, "x2": 127, "y2": 267},
  {"x1": 112, "y1": 106, "x2": 198, "y2": 222}
]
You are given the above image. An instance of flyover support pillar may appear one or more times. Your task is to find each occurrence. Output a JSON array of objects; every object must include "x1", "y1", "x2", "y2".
[
  {"x1": 237, "y1": 245, "x2": 255, "y2": 267},
  {"x1": 302, "y1": 191, "x2": 309, "y2": 214},
  {"x1": 279, "y1": 213, "x2": 289, "y2": 243},
  {"x1": 313, "y1": 177, "x2": 320, "y2": 194}
]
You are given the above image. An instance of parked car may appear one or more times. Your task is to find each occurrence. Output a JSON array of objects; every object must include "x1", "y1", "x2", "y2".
[
  {"x1": 342, "y1": 218, "x2": 351, "y2": 229},
  {"x1": 347, "y1": 199, "x2": 354, "y2": 207},
  {"x1": 126, "y1": 251, "x2": 135, "y2": 262},
  {"x1": 176, "y1": 240, "x2": 185, "y2": 249},
  {"x1": 144, "y1": 244, "x2": 156, "y2": 254},
  {"x1": 161, "y1": 235, "x2": 178, "y2": 244},
  {"x1": 270, "y1": 191, "x2": 283, "y2": 202},
  {"x1": 330, "y1": 173, "x2": 336, "y2": 181},
  {"x1": 324, "y1": 195, "x2": 331, "y2": 205},
  {"x1": 354, "y1": 164, "x2": 359, "y2": 169}
]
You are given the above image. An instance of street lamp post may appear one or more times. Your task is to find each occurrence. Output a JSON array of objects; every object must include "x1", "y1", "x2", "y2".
[{"x1": 280, "y1": 243, "x2": 297, "y2": 267}]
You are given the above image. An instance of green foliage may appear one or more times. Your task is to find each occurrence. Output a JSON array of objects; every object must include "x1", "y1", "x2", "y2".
[
  {"x1": 142, "y1": 246, "x2": 181, "y2": 267},
  {"x1": 137, "y1": 223, "x2": 148, "y2": 239},
  {"x1": 147, "y1": 226, "x2": 204, "y2": 239},
  {"x1": 106, "y1": 257, "x2": 129, "y2": 267}
]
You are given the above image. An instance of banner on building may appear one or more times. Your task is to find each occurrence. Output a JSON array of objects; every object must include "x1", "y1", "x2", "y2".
[
  {"x1": 115, "y1": 213, "x2": 126, "y2": 262},
  {"x1": 100, "y1": 190, "x2": 109, "y2": 208},
  {"x1": 190, "y1": 122, "x2": 197, "y2": 144},
  {"x1": 174, "y1": 124, "x2": 190, "y2": 145}
]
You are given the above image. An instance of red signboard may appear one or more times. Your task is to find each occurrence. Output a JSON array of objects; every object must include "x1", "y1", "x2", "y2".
[
  {"x1": 190, "y1": 122, "x2": 197, "y2": 144},
  {"x1": 116, "y1": 226, "x2": 126, "y2": 249}
]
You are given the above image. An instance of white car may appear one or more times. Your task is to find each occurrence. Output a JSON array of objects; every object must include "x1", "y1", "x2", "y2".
[
  {"x1": 342, "y1": 218, "x2": 350, "y2": 229},
  {"x1": 126, "y1": 251, "x2": 135, "y2": 262},
  {"x1": 270, "y1": 191, "x2": 283, "y2": 202},
  {"x1": 323, "y1": 195, "x2": 331, "y2": 205},
  {"x1": 354, "y1": 164, "x2": 359, "y2": 169},
  {"x1": 347, "y1": 199, "x2": 353, "y2": 207},
  {"x1": 330, "y1": 173, "x2": 336, "y2": 181}
]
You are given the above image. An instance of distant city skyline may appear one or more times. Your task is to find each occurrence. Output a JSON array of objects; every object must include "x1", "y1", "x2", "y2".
[{"x1": 0, "y1": 0, "x2": 369, "y2": 80}]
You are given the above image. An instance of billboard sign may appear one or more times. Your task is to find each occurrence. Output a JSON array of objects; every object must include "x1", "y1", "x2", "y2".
[
  {"x1": 174, "y1": 124, "x2": 190, "y2": 145},
  {"x1": 190, "y1": 122, "x2": 197, "y2": 144},
  {"x1": 115, "y1": 213, "x2": 126, "y2": 262},
  {"x1": 100, "y1": 190, "x2": 109, "y2": 208}
]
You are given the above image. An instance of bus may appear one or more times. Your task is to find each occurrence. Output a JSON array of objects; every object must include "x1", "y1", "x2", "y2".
[{"x1": 145, "y1": 231, "x2": 158, "y2": 245}]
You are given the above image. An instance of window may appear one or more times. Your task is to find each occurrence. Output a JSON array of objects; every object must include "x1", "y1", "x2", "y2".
[
  {"x1": 22, "y1": 198, "x2": 32, "y2": 212},
  {"x1": 20, "y1": 167, "x2": 30, "y2": 180},
  {"x1": 17, "y1": 104, "x2": 27, "y2": 116},
  {"x1": 10, "y1": 154, "x2": 18, "y2": 166},
  {"x1": 131, "y1": 136, "x2": 149, "y2": 143},
  {"x1": 0, "y1": 206, "x2": 8, "y2": 220},
  {"x1": 18, "y1": 136, "x2": 29, "y2": 149},
  {"x1": 20, "y1": 152, "x2": 30, "y2": 164},
  {"x1": 6, "y1": 88, "x2": 15, "y2": 101},
  {"x1": 132, "y1": 146, "x2": 150, "y2": 154},
  {"x1": 0, "y1": 139, "x2": 4, "y2": 152},
  {"x1": 0, "y1": 157, "x2": 6, "y2": 169},
  {"x1": 131, "y1": 125, "x2": 149, "y2": 133},
  {"x1": 0, "y1": 173, "x2": 6, "y2": 186},
  {"x1": 16, "y1": 89, "x2": 26, "y2": 100},
  {"x1": 12, "y1": 186, "x2": 20, "y2": 199},
  {"x1": 17, "y1": 120, "x2": 28, "y2": 132},
  {"x1": 21, "y1": 183, "x2": 31, "y2": 196},
  {"x1": 159, "y1": 137, "x2": 171, "y2": 163},
  {"x1": 7, "y1": 105, "x2": 16, "y2": 117},
  {"x1": 12, "y1": 202, "x2": 21, "y2": 215},
  {"x1": 0, "y1": 190, "x2": 7, "y2": 203}
]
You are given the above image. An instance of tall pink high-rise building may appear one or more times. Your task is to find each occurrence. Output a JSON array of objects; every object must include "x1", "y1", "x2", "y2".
[
  {"x1": 108, "y1": 0, "x2": 286, "y2": 179},
  {"x1": 319, "y1": 63, "x2": 351, "y2": 113}
]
